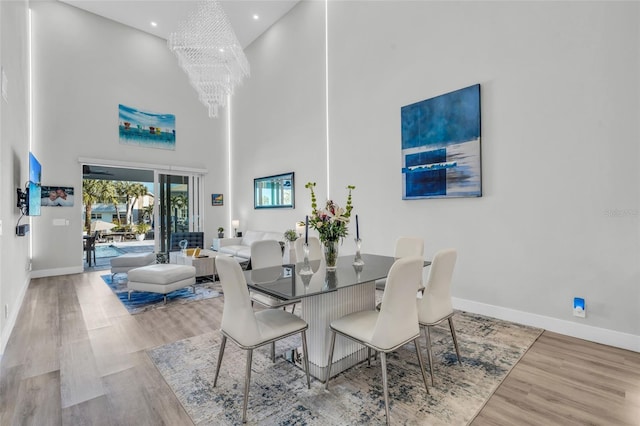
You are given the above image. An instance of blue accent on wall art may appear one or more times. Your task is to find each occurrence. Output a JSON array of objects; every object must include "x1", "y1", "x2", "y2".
[
  {"x1": 401, "y1": 84, "x2": 481, "y2": 199},
  {"x1": 119, "y1": 104, "x2": 176, "y2": 150}
]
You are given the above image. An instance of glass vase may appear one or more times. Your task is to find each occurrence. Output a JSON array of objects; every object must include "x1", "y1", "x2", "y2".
[
  {"x1": 323, "y1": 240, "x2": 339, "y2": 271},
  {"x1": 299, "y1": 243, "x2": 313, "y2": 276}
]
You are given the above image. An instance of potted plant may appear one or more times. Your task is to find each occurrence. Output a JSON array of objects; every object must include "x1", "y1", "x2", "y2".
[
  {"x1": 282, "y1": 229, "x2": 298, "y2": 263},
  {"x1": 284, "y1": 229, "x2": 298, "y2": 243},
  {"x1": 217, "y1": 227, "x2": 224, "y2": 238},
  {"x1": 135, "y1": 222, "x2": 151, "y2": 241}
]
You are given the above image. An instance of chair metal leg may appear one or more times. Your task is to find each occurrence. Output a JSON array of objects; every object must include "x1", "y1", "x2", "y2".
[
  {"x1": 448, "y1": 317, "x2": 462, "y2": 364},
  {"x1": 271, "y1": 342, "x2": 276, "y2": 363},
  {"x1": 242, "y1": 349, "x2": 253, "y2": 423},
  {"x1": 425, "y1": 325, "x2": 435, "y2": 386},
  {"x1": 163, "y1": 295, "x2": 168, "y2": 305},
  {"x1": 414, "y1": 338, "x2": 430, "y2": 395},
  {"x1": 213, "y1": 335, "x2": 227, "y2": 387},
  {"x1": 380, "y1": 352, "x2": 391, "y2": 426},
  {"x1": 367, "y1": 347, "x2": 372, "y2": 367},
  {"x1": 301, "y1": 330, "x2": 311, "y2": 389},
  {"x1": 324, "y1": 331, "x2": 337, "y2": 389},
  {"x1": 127, "y1": 290, "x2": 131, "y2": 300}
]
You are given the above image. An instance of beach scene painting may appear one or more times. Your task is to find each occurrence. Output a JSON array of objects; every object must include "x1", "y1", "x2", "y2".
[
  {"x1": 119, "y1": 104, "x2": 176, "y2": 150},
  {"x1": 401, "y1": 84, "x2": 481, "y2": 199}
]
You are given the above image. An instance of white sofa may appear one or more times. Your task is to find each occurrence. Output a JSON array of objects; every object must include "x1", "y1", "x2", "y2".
[{"x1": 213, "y1": 230, "x2": 283, "y2": 261}]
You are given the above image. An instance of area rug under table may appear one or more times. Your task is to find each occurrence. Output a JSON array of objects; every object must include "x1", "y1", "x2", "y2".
[
  {"x1": 147, "y1": 312, "x2": 542, "y2": 425},
  {"x1": 101, "y1": 274, "x2": 222, "y2": 315}
]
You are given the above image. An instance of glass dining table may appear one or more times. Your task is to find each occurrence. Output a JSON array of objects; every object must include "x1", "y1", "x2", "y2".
[{"x1": 244, "y1": 253, "x2": 430, "y2": 380}]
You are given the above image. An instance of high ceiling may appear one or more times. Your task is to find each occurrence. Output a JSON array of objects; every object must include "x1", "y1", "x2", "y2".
[
  {"x1": 71, "y1": 1, "x2": 300, "y2": 183},
  {"x1": 59, "y1": 0, "x2": 300, "y2": 48}
]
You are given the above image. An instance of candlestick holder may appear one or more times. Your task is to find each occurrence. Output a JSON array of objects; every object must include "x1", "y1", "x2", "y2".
[
  {"x1": 353, "y1": 238, "x2": 364, "y2": 266},
  {"x1": 353, "y1": 263, "x2": 363, "y2": 281},
  {"x1": 300, "y1": 271, "x2": 313, "y2": 288},
  {"x1": 299, "y1": 243, "x2": 313, "y2": 276}
]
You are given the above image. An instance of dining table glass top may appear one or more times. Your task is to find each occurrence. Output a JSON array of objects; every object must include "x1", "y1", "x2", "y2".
[{"x1": 244, "y1": 254, "x2": 427, "y2": 301}]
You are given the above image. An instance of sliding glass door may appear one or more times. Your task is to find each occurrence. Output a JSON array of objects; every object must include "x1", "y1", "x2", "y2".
[{"x1": 156, "y1": 172, "x2": 203, "y2": 255}]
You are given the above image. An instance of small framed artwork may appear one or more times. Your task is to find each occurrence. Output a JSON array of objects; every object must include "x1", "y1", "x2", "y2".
[
  {"x1": 41, "y1": 186, "x2": 75, "y2": 207},
  {"x1": 211, "y1": 194, "x2": 223, "y2": 206}
]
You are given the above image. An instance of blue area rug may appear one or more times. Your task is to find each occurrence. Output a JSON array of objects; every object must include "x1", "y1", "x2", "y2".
[
  {"x1": 101, "y1": 274, "x2": 222, "y2": 315},
  {"x1": 148, "y1": 311, "x2": 543, "y2": 425}
]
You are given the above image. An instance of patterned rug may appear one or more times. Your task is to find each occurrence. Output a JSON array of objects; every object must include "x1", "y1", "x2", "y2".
[
  {"x1": 147, "y1": 312, "x2": 542, "y2": 425},
  {"x1": 100, "y1": 274, "x2": 222, "y2": 315}
]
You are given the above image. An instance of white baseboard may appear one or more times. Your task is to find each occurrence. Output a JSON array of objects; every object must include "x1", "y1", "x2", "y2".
[
  {"x1": 30, "y1": 266, "x2": 83, "y2": 278},
  {"x1": 453, "y1": 297, "x2": 640, "y2": 353},
  {"x1": 0, "y1": 275, "x2": 30, "y2": 356}
]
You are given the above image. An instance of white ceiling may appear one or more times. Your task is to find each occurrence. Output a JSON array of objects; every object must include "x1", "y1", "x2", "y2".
[{"x1": 59, "y1": 0, "x2": 300, "y2": 48}]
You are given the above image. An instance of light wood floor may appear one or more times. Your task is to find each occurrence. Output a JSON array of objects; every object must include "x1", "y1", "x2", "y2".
[{"x1": 1, "y1": 272, "x2": 638, "y2": 425}]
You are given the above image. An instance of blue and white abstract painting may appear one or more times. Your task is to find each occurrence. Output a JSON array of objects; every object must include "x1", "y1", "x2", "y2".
[
  {"x1": 119, "y1": 104, "x2": 176, "y2": 150},
  {"x1": 401, "y1": 84, "x2": 481, "y2": 199}
]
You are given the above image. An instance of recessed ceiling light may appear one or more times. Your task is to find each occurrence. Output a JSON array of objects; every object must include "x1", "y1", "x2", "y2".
[
  {"x1": 252, "y1": 14, "x2": 259, "y2": 20},
  {"x1": 219, "y1": 48, "x2": 225, "y2": 53},
  {"x1": 150, "y1": 21, "x2": 158, "y2": 27}
]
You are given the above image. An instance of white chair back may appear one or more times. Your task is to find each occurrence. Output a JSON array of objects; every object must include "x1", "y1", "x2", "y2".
[
  {"x1": 418, "y1": 249, "x2": 457, "y2": 324},
  {"x1": 215, "y1": 255, "x2": 261, "y2": 346},
  {"x1": 251, "y1": 239, "x2": 282, "y2": 269},
  {"x1": 395, "y1": 236, "x2": 424, "y2": 259},
  {"x1": 294, "y1": 236, "x2": 322, "y2": 261},
  {"x1": 371, "y1": 256, "x2": 424, "y2": 349}
]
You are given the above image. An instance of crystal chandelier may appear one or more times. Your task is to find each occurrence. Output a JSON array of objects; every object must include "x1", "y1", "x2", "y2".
[{"x1": 167, "y1": 0, "x2": 250, "y2": 118}]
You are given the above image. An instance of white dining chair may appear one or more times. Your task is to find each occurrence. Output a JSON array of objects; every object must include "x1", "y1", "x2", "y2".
[
  {"x1": 294, "y1": 236, "x2": 322, "y2": 261},
  {"x1": 213, "y1": 255, "x2": 311, "y2": 424},
  {"x1": 417, "y1": 248, "x2": 461, "y2": 385},
  {"x1": 325, "y1": 256, "x2": 430, "y2": 425},
  {"x1": 249, "y1": 239, "x2": 299, "y2": 310},
  {"x1": 375, "y1": 236, "x2": 424, "y2": 290},
  {"x1": 249, "y1": 239, "x2": 301, "y2": 361},
  {"x1": 250, "y1": 239, "x2": 282, "y2": 269}
]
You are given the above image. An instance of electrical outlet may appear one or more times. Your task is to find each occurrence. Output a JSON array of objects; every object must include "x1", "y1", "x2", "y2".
[{"x1": 573, "y1": 297, "x2": 586, "y2": 318}]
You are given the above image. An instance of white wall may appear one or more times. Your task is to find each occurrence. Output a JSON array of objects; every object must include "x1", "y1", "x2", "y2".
[
  {"x1": 29, "y1": 2, "x2": 228, "y2": 275},
  {"x1": 232, "y1": 1, "x2": 639, "y2": 350},
  {"x1": 2, "y1": 0, "x2": 637, "y2": 353},
  {"x1": 231, "y1": 0, "x2": 327, "y2": 237},
  {"x1": 0, "y1": 0, "x2": 30, "y2": 354}
]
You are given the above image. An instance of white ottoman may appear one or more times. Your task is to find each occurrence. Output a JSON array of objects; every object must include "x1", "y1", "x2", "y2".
[
  {"x1": 111, "y1": 252, "x2": 157, "y2": 277},
  {"x1": 127, "y1": 264, "x2": 197, "y2": 304}
]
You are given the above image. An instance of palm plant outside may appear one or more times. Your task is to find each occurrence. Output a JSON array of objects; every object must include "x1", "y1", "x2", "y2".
[
  {"x1": 171, "y1": 194, "x2": 188, "y2": 230},
  {"x1": 83, "y1": 180, "x2": 149, "y2": 231},
  {"x1": 125, "y1": 183, "x2": 149, "y2": 225},
  {"x1": 82, "y1": 179, "x2": 101, "y2": 232}
]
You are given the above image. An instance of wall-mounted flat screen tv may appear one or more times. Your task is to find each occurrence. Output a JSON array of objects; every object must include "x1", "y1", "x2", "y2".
[{"x1": 27, "y1": 152, "x2": 42, "y2": 216}]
